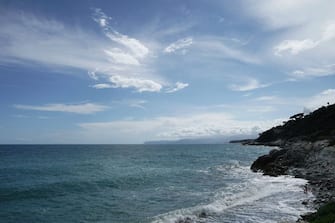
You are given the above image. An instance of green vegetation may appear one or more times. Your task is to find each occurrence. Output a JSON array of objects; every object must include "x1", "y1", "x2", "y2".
[
  {"x1": 256, "y1": 104, "x2": 335, "y2": 145},
  {"x1": 303, "y1": 202, "x2": 335, "y2": 223}
]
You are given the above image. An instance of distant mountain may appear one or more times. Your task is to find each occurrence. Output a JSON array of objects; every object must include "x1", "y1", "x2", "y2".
[{"x1": 144, "y1": 134, "x2": 258, "y2": 144}]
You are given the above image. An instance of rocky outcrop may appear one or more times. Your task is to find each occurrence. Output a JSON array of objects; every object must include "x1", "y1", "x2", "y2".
[
  {"x1": 255, "y1": 104, "x2": 335, "y2": 145},
  {"x1": 248, "y1": 104, "x2": 335, "y2": 222},
  {"x1": 251, "y1": 148, "x2": 288, "y2": 176},
  {"x1": 251, "y1": 140, "x2": 335, "y2": 204}
]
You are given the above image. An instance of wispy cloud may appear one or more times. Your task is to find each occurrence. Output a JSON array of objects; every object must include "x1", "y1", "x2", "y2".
[
  {"x1": 242, "y1": 0, "x2": 333, "y2": 30},
  {"x1": 166, "y1": 82, "x2": 189, "y2": 93},
  {"x1": 248, "y1": 90, "x2": 335, "y2": 113},
  {"x1": 305, "y1": 89, "x2": 335, "y2": 110},
  {"x1": 195, "y1": 38, "x2": 261, "y2": 64},
  {"x1": 0, "y1": 9, "x2": 186, "y2": 94},
  {"x1": 242, "y1": 1, "x2": 335, "y2": 82},
  {"x1": 92, "y1": 8, "x2": 112, "y2": 28},
  {"x1": 91, "y1": 83, "x2": 113, "y2": 89},
  {"x1": 125, "y1": 100, "x2": 147, "y2": 109},
  {"x1": 229, "y1": 78, "x2": 268, "y2": 91},
  {"x1": 104, "y1": 48, "x2": 140, "y2": 65},
  {"x1": 109, "y1": 75, "x2": 162, "y2": 92},
  {"x1": 88, "y1": 71, "x2": 99, "y2": 80},
  {"x1": 164, "y1": 37, "x2": 193, "y2": 54},
  {"x1": 112, "y1": 99, "x2": 148, "y2": 109},
  {"x1": 291, "y1": 64, "x2": 335, "y2": 79},
  {"x1": 14, "y1": 103, "x2": 108, "y2": 114},
  {"x1": 274, "y1": 23, "x2": 335, "y2": 56},
  {"x1": 274, "y1": 39, "x2": 318, "y2": 56},
  {"x1": 254, "y1": 96, "x2": 279, "y2": 102},
  {"x1": 105, "y1": 31, "x2": 149, "y2": 59},
  {"x1": 0, "y1": 11, "x2": 110, "y2": 71}
]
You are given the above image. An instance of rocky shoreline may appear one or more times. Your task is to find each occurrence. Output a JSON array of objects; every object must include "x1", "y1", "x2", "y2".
[
  {"x1": 250, "y1": 139, "x2": 335, "y2": 207},
  {"x1": 236, "y1": 104, "x2": 335, "y2": 222}
]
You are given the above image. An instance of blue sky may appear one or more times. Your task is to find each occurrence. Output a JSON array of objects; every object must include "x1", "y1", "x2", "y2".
[{"x1": 1, "y1": 0, "x2": 335, "y2": 144}]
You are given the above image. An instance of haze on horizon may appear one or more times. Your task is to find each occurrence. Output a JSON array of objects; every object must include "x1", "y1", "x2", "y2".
[{"x1": 1, "y1": 0, "x2": 335, "y2": 144}]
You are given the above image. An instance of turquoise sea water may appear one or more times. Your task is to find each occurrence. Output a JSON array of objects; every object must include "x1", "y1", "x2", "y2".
[{"x1": 0, "y1": 144, "x2": 313, "y2": 223}]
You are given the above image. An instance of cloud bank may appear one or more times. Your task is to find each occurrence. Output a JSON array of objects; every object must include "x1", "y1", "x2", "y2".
[{"x1": 78, "y1": 112, "x2": 282, "y2": 143}]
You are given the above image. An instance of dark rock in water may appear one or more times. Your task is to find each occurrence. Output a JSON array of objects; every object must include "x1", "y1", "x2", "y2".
[
  {"x1": 302, "y1": 200, "x2": 308, "y2": 205},
  {"x1": 175, "y1": 217, "x2": 193, "y2": 223},
  {"x1": 198, "y1": 211, "x2": 207, "y2": 218}
]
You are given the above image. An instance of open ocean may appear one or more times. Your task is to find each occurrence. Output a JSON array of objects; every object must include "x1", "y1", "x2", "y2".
[{"x1": 0, "y1": 144, "x2": 314, "y2": 223}]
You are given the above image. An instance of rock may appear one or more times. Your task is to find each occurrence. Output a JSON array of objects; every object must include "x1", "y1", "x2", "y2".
[
  {"x1": 250, "y1": 149, "x2": 288, "y2": 176},
  {"x1": 175, "y1": 217, "x2": 193, "y2": 223},
  {"x1": 249, "y1": 103, "x2": 335, "y2": 219},
  {"x1": 198, "y1": 211, "x2": 207, "y2": 218}
]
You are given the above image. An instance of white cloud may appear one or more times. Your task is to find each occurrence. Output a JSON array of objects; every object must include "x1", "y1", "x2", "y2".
[
  {"x1": 14, "y1": 103, "x2": 108, "y2": 114},
  {"x1": 91, "y1": 83, "x2": 113, "y2": 89},
  {"x1": 88, "y1": 71, "x2": 99, "y2": 80},
  {"x1": 78, "y1": 112, "x2": 281, "y2": 143},
  {"x1": 109, "y1": 75, "x2": 162, "y2": 92},
  {"x1": 291, "y1": 64, "x2": 335, "y2": 78},
  {"x1": 242, "y1": 0, "x2": 332, "y2": 30},
  {"x1": 229, "y1": 78, "x2": 268, "y2": 91},
  {"x1": 292, "y1": 70, "x2": 305, "y2": 76},
  {"x1": 0, "y1": 10, "x2": 171, "y2": 93},
  {"x1": 91, "y1": 79, "x2": 162, "y2": 93},
  {"x1": 305, "y1": 89, "x2": 335, "y2": 110},
  {"x1": 274, "y1": 39, "x2": 318, "y2": 56},
  {"x1": 105, "y1": 31, "x2": 149, "y2": 59},
  {"x1": 104, "y1": 48, "x2": 140, "y2": 65},
  {"x1": 274, "y1": 23, "x2": 335, "y2": 56},
  {"x1": 92, "y1": 8, "x2": 112, "y2": 28},
  {"x1": 166, "y1": 82, "x2": 189, "y2": 93},
  {"x1": 164, "y1": 37, "x2": 193, "y2": 53},
  {"x1": 242, "y1": 1, "x2": 335, "y2": 80}
]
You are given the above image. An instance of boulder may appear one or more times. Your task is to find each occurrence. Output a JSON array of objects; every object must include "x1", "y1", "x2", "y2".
[{"x1": 251, "y1": 149, "x2": 288, "y2": 176}]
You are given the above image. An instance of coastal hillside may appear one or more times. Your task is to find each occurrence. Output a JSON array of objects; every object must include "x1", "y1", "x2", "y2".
[
  {"x1": 249, "y1": 103, "x2": 335, "y2": 222},
  {"x1": 255, "y1": 103, "x2": 335, "y2": 145}
]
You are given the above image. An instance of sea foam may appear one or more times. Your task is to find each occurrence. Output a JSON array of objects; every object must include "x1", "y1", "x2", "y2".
[{"x1": 151, "y1": 163, "x2": 314, "y2": 223}]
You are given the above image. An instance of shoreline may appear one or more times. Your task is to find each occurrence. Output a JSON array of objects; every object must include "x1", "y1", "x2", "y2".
[
  {"x1": 234, "y1": 139, "x2": 335, "y2": 222},
  {"x1": 232, "y1": 104, "x2": 335, "y2": 222}
]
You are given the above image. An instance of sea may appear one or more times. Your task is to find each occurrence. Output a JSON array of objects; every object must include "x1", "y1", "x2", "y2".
[{"x1": 0, "y1": 144, "x2": 314, "y2": 223}]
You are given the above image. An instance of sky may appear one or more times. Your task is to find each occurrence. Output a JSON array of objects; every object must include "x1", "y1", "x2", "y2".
[{"x1": 0, "y1": 0, "x2": 335, "y2": 144}]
